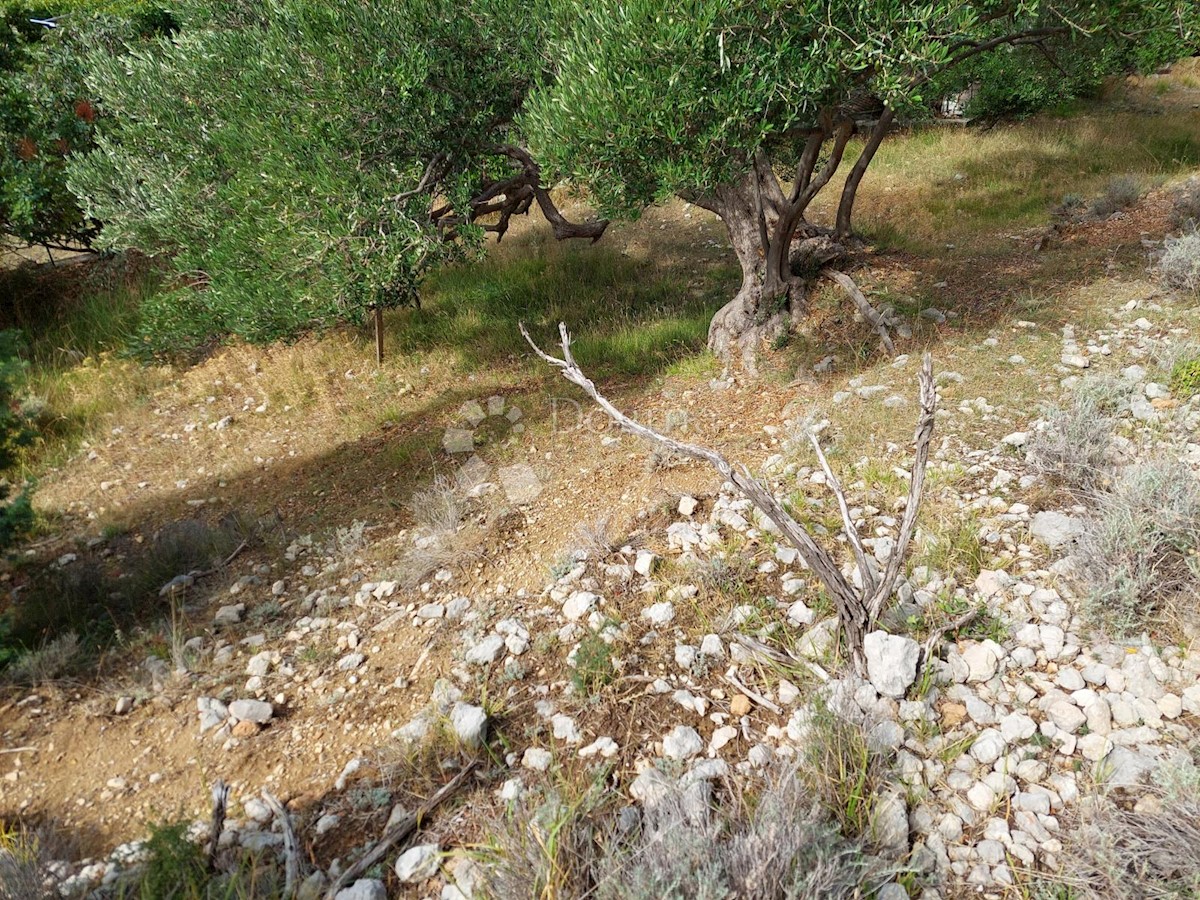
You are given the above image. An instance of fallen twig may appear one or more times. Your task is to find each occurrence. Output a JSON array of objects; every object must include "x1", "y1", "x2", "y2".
[
  {"x1": 724, "y1": 671, "x2": 783, "y2": 715},
  {"x1": 262, "y1": 791, "x2": 301, "y2": 899},
  {"x1": 208, "y1": 779, "x2": 230, "y2": 872},
  {"x1": 824, "y1": 270, "x2": 897, "y2": 357},
  {"x1": 919, "y1": 607, "x2": 983, "y2": 676},
  {"x1": 322, "y1": 759, "x2": 480, "y2": 900}
]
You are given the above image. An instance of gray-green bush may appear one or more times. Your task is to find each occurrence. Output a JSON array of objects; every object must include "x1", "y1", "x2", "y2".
[
  {"x1": 1075, "y1": 460, "x2": 1200, "y2": 636},
  {"x1": 1161, "y1": 232, "x2": 1200, "y2": 295},
  {"x1": 1027, "y1": 388, "x2": 1121, "y2": 492}
]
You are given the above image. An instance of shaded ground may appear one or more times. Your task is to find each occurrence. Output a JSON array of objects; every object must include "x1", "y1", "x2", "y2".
[{"x1": 2, "y1": 79, "x2": 1199, "y2": 876}]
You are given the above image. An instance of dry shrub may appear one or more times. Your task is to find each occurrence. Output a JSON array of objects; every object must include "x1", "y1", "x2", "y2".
[
  {"x1": 410, "y1": 474, "x2": 462, "y2": 535},
  {"x1": 1027, "y1": 389, "x2": 1118, "y2": 492},
  {"x1": 481, "y1": 764, "x2": 892, "y2": 900},
  {"x1": 1088, "y1": 175, "x2": 1141, "y2": 219},
  {"x1": 3, "y1": 632, "x2": 82, "y2": 686},
  {"x1": 1075, "y1": 460, "x2": 1200, "y2": 637},
  {"x1": 572, "y1": 515, "x2": 615, "y2": 560},
  {"x1": 1053, "y1": 801, "x2": 1200, "y2": 898},
  {"x1": 0, "y1": 824, "x2": 50, "y2": 900},
  {"x1": 1170, "y1": 177, "x2": 1200, "y2": 232},
  {"x1": 1161, "y1": 231, "x2": 1200, "y2": 295}
]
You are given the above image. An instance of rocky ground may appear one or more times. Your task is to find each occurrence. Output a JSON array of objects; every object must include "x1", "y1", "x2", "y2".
[{"x1": 6, "y1": 250, "x2": 1200, "y2": 898}]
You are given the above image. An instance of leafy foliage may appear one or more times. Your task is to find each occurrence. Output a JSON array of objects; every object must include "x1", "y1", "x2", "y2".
[
  {"x1": 523, "y1": 1, "x2": 1198, "y2": 216},
  {"x1": 69, "y1": 0, "x2": 540, "y2": 353},
  {"x1": 0, "y1": 330, "x2": 33, "y2": 545},
  {"x1": 0, "y1": 1, "x2": 172, "y2": 247}
]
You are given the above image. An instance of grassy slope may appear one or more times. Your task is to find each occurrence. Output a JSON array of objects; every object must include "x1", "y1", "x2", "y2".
[{"x1": 2, "y1": 71, "x2": 1198, "y2": 651}]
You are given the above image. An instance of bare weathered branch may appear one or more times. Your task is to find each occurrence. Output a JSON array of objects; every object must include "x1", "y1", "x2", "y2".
[
  {"x1": 262, "y1": 791, "x2": 301, "y2": 899},
  {"x1": 520, "y1": 322, "x2": 859, "y2": 622},
  {"x1": 808, "y1": 430, "x2": 876, "y2": 596},
  {"x1": 823, "y1": 270, "x2": 897, "y2": 357},
  {"x1": 322, "y1": 759, "x2": 479, "y2": 900},
  {"x1": 522, "y1": 322, "x2": 938, "y2": 674},
  {"x1": 207, "y1": 780, "x2": 230, "y2": 872},
  {"x1": 867, "y1": 353, "x2": 937, "y2": 623}
]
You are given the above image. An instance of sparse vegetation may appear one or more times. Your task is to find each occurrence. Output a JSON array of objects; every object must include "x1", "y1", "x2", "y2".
[
  {"x1": 1, "y1": 517, "x2": 244, "y2": 672},
  {"x1": 1171, "y1": 177, "x2": 1200, "y2": 232},
  {"x1": 1168, "y1": 352, "x2": 1200, "y2": 397},
  {"x1": 482, "y1": 764, "x2": 892, "y2": 900},
  {"x1": 918, "y1": 513, "x2": 987, "y2": 580},
  {"x1": 1075, "y1": 459, "x2": 1200, "y2": 637},
  {"x1": 1088, "y1": 176, "x2": 1143, "y2": 219},
  {"x1": 570, "y1": 629, "x2": 615, "y2": 695},
  {"x1": 1038, "y1": 787, "x2": 1200, "y2": 898},
  {"x1": 1028, "y1": 388, "x2": 1119, "y2": 492},
  {"x1": 1161, "y1": 231, "x2": 1200, "y2": 294}
]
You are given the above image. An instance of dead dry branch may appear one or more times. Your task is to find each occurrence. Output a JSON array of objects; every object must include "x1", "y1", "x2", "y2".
[{"x1": 522, "y1": 322, "x2": 936, "y2": 674}]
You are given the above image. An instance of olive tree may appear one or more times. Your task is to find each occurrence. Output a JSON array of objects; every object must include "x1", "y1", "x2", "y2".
[
  {"x1": 68, "y1": 0, "x2": 605, "y2": 352},
  {"x1": 522, "y1": 1, "x2": 1199, "y2": 366}
]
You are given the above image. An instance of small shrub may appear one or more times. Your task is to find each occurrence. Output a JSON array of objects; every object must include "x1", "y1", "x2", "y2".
[
  {"x1": 3, "y1": 631, "x2": 82, "y2": 686},
  {"x1": 410, "y1": 476, "x2": 461, "y2": 535},
  {"x1": 1161, "y1": 231, "x2": 1200, "y2": 294},
  {"x1": 122, "y1": 821, "x2": 208, "y2": 900},
  {"x1": 483, "y1": 766, "x2": 888, "y2": 900},
  {"x1": 1169, "y1": 355, "x2": 1200, "y2": 397},
  {"x1": 110, "y1": 817, "x2": 285, "y2": 899},
  {"x1": 1052, "y1": 193, "x2": 1088, "y2": 225},
  {"x1": 1075, "y1": 460, "x2": 1200, "y2": 636},
  {"x1": 1028, "y1": 388, "x2": 1119, "y2": 492},
  {"x1": 918, "y1": 513, "x2": 986, "y2": 580},
  {"x1": 1049, "y1": 797, "x2": 1200, "y2": 898},
  {"x1": 0, "y1": 821, "x2": 50, "y2": 900},
  {"x1": 483, "y1": 780, "x2": 607, "y2": 900},
  {"x1": 592, "y1": 764, "x2": 886, "y2": 900},
  {"x1": 1089, "y1": 176, "x2": 1141, "y2": 219},
  {"x1": 572, "y1": 516, "x2": 614, "y2": 560},
  {"x1": 1170, "y1": 177, "x2": 1200, "y2": 232},
  {"x1": 571, "y1": 630, "x2": 615, "y2": 695},
  {"x1": 695, "y1": 553, "x2": 759, "y2": 596},
  {"x1": 797, "y1": 701, "x2": 891, "y2": 840}
]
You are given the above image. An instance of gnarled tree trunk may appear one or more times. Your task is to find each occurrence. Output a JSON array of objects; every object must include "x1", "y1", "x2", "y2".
[
  {"x1": 700, "y1": 169, "x2": 802, "y2": 372},
  {"x1": 694, "y1": 117, "x2": 862, "y2": 370}
]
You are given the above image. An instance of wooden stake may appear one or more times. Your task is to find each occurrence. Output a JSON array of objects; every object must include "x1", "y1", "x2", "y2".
[{"x1": 374, "y1": 306, "x2": 385, "y2": 365}]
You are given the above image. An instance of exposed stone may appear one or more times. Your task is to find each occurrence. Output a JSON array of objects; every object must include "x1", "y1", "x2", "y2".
[
  {"x1": 1030, "y1": 511, "x2": 1082, "y2": 549},
  {"x1": 228, "y1": 699, "x2": 273, "y2": 724},
  {"x1": 450, "y1": 703, "x2": 488, "y2": 749},
  {"x1": 662, "y1": 725, "x2": 704, "y2": 760},
  {"x1": 394, "y1": 844, "x2": 441, "y2": 884},
  {"x1": 863, "y1": 631, "x2": 920, "y2": 699}
]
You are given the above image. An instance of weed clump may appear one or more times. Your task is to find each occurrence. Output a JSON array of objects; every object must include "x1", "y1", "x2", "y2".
[
  {"x1": 1027, "y1": 386, "x2": 1120, "y2": 492},
  {"x1": 1161, "y1": 231, "x2": 1200, "y2": 295},
  {"x1": 1075, "y1": 460, "x2": 1200, "y2": 637},
  {"x1": 1170, "y1": 177, "x2": 1200, "y2": 232},
  {"x1": 570, "y1": 630, "x2": 615, "y2": 695},
  {"x1": 1089, "y1": 175, "x2": 1142, "y2": 219},
  {"x1": 3, "y1": 632, "x2": 82, "y2": 687},
  {"x1": 1170, "y1": 360, "x2": 1200, "y2": 399},
  {"x1": 483, "y1": 764, "x2": 893, "y2": 900}
]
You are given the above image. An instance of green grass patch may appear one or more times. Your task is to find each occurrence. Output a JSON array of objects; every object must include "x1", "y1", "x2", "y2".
[{"x1": 397, "y1": 242, "x2": 713, "y2": 378}]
